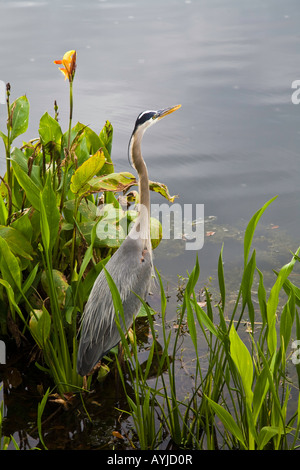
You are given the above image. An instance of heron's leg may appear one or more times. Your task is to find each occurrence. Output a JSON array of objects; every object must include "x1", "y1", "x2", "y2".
[{"x1": 83, "y1": 376, "x2": 87, "y2": 390}]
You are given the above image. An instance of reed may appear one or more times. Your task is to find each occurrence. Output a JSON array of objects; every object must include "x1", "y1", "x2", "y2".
[{"x1": 110, "y1": 197, "x2": 300, "y2": 450}]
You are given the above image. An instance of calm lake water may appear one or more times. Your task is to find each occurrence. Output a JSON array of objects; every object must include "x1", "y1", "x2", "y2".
[{"x1": 0, "y1": 0, "x2": 300, "y2": 449}]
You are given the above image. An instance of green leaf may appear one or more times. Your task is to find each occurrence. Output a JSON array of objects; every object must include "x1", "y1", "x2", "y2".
[
  {"x1": 150, "y1": 217, "x2": 162, "y2": 249},
  {"x1": 0, "y1": 236, "x2": 22, "y2": 291},
  {"x1": 11, "y1": 212, "x2": 33, "y2": 243},
  {"x1": 88, "y1": 172, "x2": 136, "y2": 193},
  {"x1": 257, "y1": 268, "x2": 267, "y2": 325},
  {"x1": 244, "y1": 196, "x2": 277, "y2": 267},
  {"x1": 39, "y1": 112, "x2": 62, "y2": 147},
  {"x1": 137, "y1": 304, "x2": 156, "y2": 318},
  {"x1": 252, "y1": 365, "x2": 270, "y2": 424},
  {"x1": 192, "y1": 298, "x2": 220, "y2": 338},
  {"x1": 229, "y1": 325, "x2": 253, "y2": 408},
  {"x1": 218, "y1": 244, "x2": 225, "y2": 311},
  {"x1": 149, "y1": 180, "x2": 177, "y2": 202},
  {"x1": 0, "y1": 278, "x2": 26, "y2": 323},
  {"x1": 10, "y1": 96, "x2": 30, "y2": 142},
  {"x1": 266, "y1": 248, "x2": 300, "y2": 355},
  {"x1": 82, "y1": 220, "x2": 126, "y2": 248},
  {"x1": 241, "y1": 250, "x2": 256, "y2": 329},
  {"x1": 41, "y1": 173, "x2": 60, "y2": 252},
  {"x1": 257, "y1": 426, "x2": 281, "y2": 450},
  {"x1": 41, "y1": 269, "x2": 69, "y2": 309},
  {"x1": 12, "y1": 160, "x2": 41, "y2": 210},
  {"x1": 205, "y1": 396, "x2": 246, "y2": 448},
  {"x1": 70, "y1": 149, "x2": 106, "y2": 195},
  {"x1": 0, "y1": 130, "x2": 7, "y2": 147},
  {"x1": 99, "y1": 120, "x2": 113, "y2": 161},
  {"x1": 11, "y1": 147, "x2": 42, "y2": 189},
  {"x1": 0, "y1": 225, "x2": 33, "y2": 260},
  {"x1": 29, "y1": 307, "x2": 51, "y2": 348},
  {"x1": 0, "y1": 192, "x2": 8, "y2": 225}
]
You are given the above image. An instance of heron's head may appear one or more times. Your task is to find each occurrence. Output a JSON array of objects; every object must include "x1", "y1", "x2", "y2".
[{"x1": 128, "y1": 104, "x2": 181, "y2": 167}]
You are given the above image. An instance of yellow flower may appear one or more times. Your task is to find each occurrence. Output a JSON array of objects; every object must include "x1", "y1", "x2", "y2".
[{"x1": 54, "y1": 50, "x2": 76, "y2": 81}]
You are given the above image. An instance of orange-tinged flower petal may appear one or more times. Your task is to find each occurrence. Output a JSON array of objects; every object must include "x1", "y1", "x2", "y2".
[
  {"x1": 59, "y1": 67, "x2": 69, "y2": 80},
  {"x1": 54, "y1": 50, "x2": 76, "y2": 81}
]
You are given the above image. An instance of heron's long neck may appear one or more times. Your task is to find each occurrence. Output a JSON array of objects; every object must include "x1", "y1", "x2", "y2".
[{"x1": 131, "y1": 138, "x2": 151, "y2": 252}]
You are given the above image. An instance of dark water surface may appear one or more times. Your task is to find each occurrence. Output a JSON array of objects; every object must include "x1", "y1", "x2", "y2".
[{"x1": 0, "y1": 0, "x2": 300, "y2": 449}]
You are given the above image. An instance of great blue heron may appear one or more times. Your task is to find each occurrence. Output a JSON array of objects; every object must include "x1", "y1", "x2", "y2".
[{"x1": 77, "y1": 104, "x2": 181, "y2": 377}]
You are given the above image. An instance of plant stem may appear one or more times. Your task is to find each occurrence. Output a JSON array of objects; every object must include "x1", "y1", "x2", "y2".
[
  {"x1": 60, "y1": 80, "x2": 73, "y2": 212},
  {"x1": 5, "y1": 84, "x2": 12, "y2": 197}
]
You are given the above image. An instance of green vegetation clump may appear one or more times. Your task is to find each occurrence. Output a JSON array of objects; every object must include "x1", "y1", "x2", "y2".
[{"x1": 0, "y1": 51, "x2": 172, "y2": 395}]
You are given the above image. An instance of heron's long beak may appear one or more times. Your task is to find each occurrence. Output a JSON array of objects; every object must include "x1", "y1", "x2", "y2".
[{"x1": 156, "y1": 104, "x2": 181, "y2": 120}]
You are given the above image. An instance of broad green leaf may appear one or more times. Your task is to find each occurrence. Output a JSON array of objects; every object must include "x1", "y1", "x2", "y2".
[
  {"x1": 89, "y1": 172, "x2": 136, "y2": 193},
  {"x1": 39, "y1": 112, "x2": 62, "y2": 147},
  {"x1": 150, "y1": 217, "x2": 162, "y2": 249},
  {"x1": 10, "y1": 96, "x2": 30, "y2": 142},
  {"x1": 229, "y1": 325, "x2": 253, "y2": 408},
  {"x1": 29, "y1": 307, "x2": 51, "y2": 348},
  {"x1": 73, "y1": 122, "x2": 102, "y2": 154},
  {"x1": 41, "y1": 173, "x2": 60, "y2": 251},
  {"x1": 41, "y1": 269, "x2": 69, "y2": 309},
  {"x1": 137, "y1": 304, "x2": 156, "y2": 318},
  {"x1": 12, "y1": 160, "x2": 41, "y2": 210},
  {"x1": 0, "y1": 225, "x2": 33, "y2": 260},
  {"x1": 257, "y1": 426, "x2": 281, "y2": 450},
  {"x1": 244, "y1": 196, "x2": 277, "y2": 267},
  {"x1": 11, "y1": 147, "x2": 42, "y2": 189},
  {"x1": 11, "y1": 212, "x2": 33, "y2": 243},
  {"x1": 149, "y1": 180, "x2": 177, "y2": 203},
  {"x1": 266, "y1": 248, "x2": 300, "y2": 355},
  {"x1": 205, "y1": 396, "x2": 246, "y2": 448},
  {"x1": 64, "y1": 198, "x2": 98, "y2": 221},
  {"x1": 82, "y1": 219, "x2": 126, "y2": 247},
  {"x1": 70, "y1": 149, "x2": 106, "y2": 195},
  {"x1": 0, "y1": 236, "x2": 21, "y2": 290}
]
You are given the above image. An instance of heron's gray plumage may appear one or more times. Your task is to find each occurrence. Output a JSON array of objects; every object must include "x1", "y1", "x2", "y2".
[
  {"x1": 77, "y1": 104, "x2": 181, "y2": 377},
  {"x1": 77, "y1": 235, "x2": 152, "y2": 376}
]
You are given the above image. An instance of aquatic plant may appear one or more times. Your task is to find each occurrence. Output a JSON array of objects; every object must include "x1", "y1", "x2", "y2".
[
  {"x1": 113, "y1": 197, "x2": 300, "y2": 450},
  {"x1": 0, "y1": 50, "x2": 173, "y2": 395}
]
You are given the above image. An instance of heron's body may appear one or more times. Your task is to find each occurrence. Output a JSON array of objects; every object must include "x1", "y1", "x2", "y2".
[
  {"x1": 77, "y1": 233, "x2": 152, "y2": 376},
  {"x1": 77, "y1": 104, "x2": 181, "y2": 377}
]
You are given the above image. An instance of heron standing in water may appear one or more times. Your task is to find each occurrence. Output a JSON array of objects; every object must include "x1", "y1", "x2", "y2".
[{"x1": 77, "y1": 104, "x2": 181, "y2": 377}]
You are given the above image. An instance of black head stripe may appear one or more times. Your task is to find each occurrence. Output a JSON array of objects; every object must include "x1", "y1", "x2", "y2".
[{"x1": 133, "y1": 110, "x2": 156, "y2": 131}]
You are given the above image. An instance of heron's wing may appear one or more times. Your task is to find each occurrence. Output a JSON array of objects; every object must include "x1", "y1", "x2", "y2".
[{"x1": 77, "y1": 237, "x2": 152, "y2": 375}]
